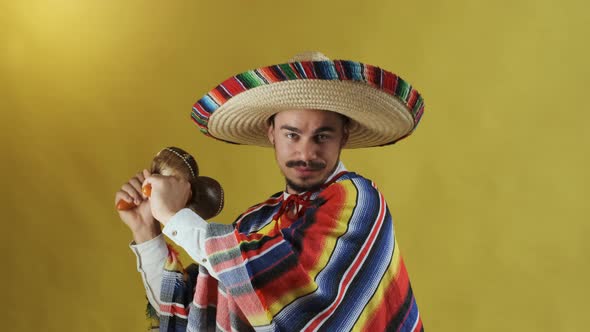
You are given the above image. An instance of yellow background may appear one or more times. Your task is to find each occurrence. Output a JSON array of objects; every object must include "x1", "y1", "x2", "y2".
[{"x1": 2, "y1": 0, "x2": 588, "y2": 331}]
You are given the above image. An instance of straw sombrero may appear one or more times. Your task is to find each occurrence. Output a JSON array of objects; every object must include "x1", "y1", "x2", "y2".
[{"x1": 191, "y1": 51, "x2": 425, "y2": 148}]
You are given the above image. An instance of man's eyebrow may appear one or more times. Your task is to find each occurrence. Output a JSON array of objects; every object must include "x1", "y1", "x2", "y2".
[
  {"x1": 313, "y1": 126, "x2": 336, "y2": 134},
  {"x1": 280, "y1": 125, "x2": 302, "y2": 133},
  {"x1": 279, "y1": 125, "x2": 336, "y2": 134}
]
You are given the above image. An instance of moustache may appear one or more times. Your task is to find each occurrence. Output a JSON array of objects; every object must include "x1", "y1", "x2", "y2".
[{"x1": 286, "y1": 160, "x2": 326, "y2": 170}]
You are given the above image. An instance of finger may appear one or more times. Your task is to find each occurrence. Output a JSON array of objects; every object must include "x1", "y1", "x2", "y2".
[
  {"x1": 129, "y1": 177, "x2": 143, "y2": 196},
  {"x1": 122, "y1": 183, "x2": 143, "y2": 204},
  {"x1": 142, "y1": 175, "x2": 161, "y2": 198},
  {"x1": 136, "y1": 171, "x2": 146, "y2": 184},
  {"x1": 134, "y1": 170, "x2": 150, "y2": 197},
  {"x1": 142, "y1": 173, "x2": 165, "y2": 188},
  {"x1": 140, "y1": 169, "x2": 153, "y2": 198},
  {"x1": 114, "y1": 190, "x2": 134, "y2": 206}
]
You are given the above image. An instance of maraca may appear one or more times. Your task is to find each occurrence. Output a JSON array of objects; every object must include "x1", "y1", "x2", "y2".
[{"x1": 116, "y1": 147, "x2": 224, "y2": 220}]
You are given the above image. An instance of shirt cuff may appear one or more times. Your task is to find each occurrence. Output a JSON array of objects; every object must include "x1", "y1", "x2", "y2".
[
  {"x1": 129, "y1": 234, "x2": 167, "y2": 314},
  {"x1": 129, "y1": 234, "x2": 168, "y2": 270},
  {"x1": 162, "y1": 208, "x2": 216, "y2": 276}
]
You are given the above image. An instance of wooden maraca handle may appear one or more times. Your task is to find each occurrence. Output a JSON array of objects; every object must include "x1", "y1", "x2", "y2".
[
  {"x1": 116, "y1": 184, "x2": 152, "y2": 211},
  {"x1": 116, "y1": 199, "x2": 136, "y2": 211}
]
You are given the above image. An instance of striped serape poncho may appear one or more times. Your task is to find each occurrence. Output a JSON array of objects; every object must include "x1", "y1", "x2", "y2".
[{"x1": 154, "y1": 171, "x2": 423, "y2": 331}]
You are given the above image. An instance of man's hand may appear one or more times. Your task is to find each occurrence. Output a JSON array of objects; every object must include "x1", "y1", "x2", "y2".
[
  {"x1": 115, "y1": 169, "x2": 161, "y2": 243},
  {"x1": 143, "y1": 172, "x2": 192, "y2": 225}
]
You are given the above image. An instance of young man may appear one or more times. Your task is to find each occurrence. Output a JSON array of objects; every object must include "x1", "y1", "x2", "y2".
[{"x1": 116, "y1": 52, "x2": 425, "y2": 331}]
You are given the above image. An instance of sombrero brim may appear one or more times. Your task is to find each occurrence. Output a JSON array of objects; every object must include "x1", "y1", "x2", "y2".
[{"x1": 191, "y1": 60, "x2": 425, "y2": 148}]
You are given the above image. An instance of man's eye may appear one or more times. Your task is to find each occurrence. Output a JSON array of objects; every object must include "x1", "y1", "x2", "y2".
[
  {"x1": 286, "y1": 133, "x2": 298, "y2": 139},
  {"x1": 316, "y1": 134, "x2": 330, "y2": 142}
]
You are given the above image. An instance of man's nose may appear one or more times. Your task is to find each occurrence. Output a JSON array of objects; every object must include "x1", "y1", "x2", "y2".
[{"x1": 297, "y1": 139, "x2": 318, "y2": 161}]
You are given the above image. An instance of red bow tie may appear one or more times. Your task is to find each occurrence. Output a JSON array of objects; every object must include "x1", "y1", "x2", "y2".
[{"x1": 273, "y1": 171, "x2": 348, "y2": 222}]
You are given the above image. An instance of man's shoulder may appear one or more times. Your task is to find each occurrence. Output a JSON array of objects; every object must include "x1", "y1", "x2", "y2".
[
  {"x1": 245, "y1": 191, "x2": 283, "y2": 211},
  {"x1": 325, "y1": 171, "x2": 381, "y2": 196},
  {"x1": 314, "y1": 172, "x2": 387, "y2": 212},
  {"x1": 334, "y1": 171, "x2": 375, "y2": 186},
  {"x1": 231, "y1": 191, "x2": 282, "y2": 226}
]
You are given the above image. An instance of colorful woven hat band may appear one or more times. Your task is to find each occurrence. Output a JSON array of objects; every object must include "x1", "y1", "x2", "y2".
[{"x1": 191, "y1": 56, "x2": 425, "y2": 148}]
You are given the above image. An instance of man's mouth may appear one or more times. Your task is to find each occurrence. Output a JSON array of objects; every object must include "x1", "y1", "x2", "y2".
[{"x1": 293, "y1": 166, "x2": 320, "y2": 176}]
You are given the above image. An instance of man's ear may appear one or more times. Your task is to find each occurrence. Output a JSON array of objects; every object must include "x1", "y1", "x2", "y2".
[
  {"x1": 341, "y1": 124, "x2": 349, "y2": 147},
  {"x1": 267, "y1": 122, "x2": 275, "y2": 146}
]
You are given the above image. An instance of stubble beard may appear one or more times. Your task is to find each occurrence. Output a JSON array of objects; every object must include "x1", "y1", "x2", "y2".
[
  {"x1": 284, "y1": 161, "x2": 340, "y2": 194},
  {"x1": 285, "y1": 177, "x2": 324, "y2": 194}
]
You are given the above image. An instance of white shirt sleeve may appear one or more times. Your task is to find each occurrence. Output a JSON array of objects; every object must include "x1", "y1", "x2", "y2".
[
  {"x1": 129, "y1": 234, "x2": 168, "y2": 314},
  {"x1": 162, "y1": 208, "x2": 218, "y2": 279}
]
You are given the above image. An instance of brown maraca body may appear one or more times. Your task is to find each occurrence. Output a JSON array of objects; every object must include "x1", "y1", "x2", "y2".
[
  {"x1": 187, "y1": 176, "x2": 224, "y2": 220},
  {"x1": 117, "y1": 147, "x2": 224, "y2": 220}
]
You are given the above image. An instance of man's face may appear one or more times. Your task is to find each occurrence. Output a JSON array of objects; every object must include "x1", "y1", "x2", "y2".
[{"x1": 267, "y1": 109, "x2": 349, "y2": 194}]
